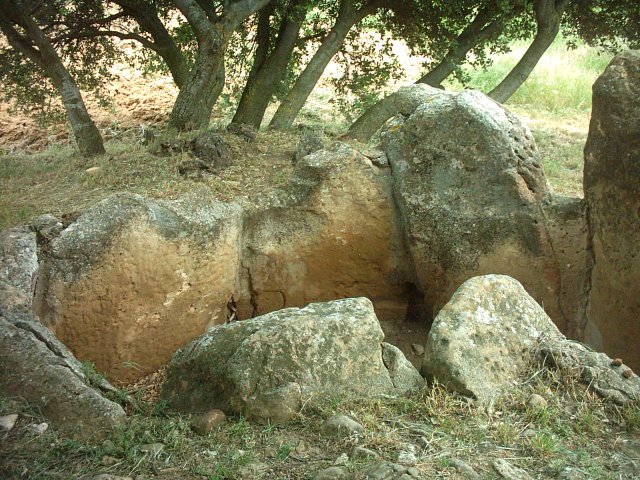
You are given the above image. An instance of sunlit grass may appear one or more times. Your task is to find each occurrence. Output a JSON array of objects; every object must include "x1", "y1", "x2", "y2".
[{"x1": 450, "y1": 37, "x2": 613, "y2": 113}]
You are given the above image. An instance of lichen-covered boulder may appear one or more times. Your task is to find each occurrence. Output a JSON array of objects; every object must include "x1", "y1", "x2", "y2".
[
  {"x1": 584, "y1": 50, "x2": 640, "y2": 371},
  {"x1": 421, "y1": 275, "x2": 563, "y2": 402},
  {"x1": 35, "y1": 191, "x2": 243, "y2": 383},
  {"x1": 539, "y1": 339, "x2": 640, "y2": 405},
  {"x1": 382, "y1": 90, "x2": 563, "y2": 329},
  {"x1": 0, "y1": 309, "x2": 125, "y2": 440},
  {"x1": 0, "y1": 226, "x2": 38, "y2": 310},
  {"x1": 162, "y1": 298, "x2": 424, "y2": 422}
]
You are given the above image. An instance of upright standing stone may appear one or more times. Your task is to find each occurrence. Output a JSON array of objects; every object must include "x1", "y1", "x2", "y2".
[
  {"x1": 382, "y1": 89, "x2": 563, "y2": 327},
  {"x1": 584, "y1": 50, "x2": 640, "y2": 370}
]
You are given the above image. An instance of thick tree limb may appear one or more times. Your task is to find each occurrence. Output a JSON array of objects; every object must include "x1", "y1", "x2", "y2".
[{"x1": 489, "y1": 0, "x2": 570, "y2": 103}]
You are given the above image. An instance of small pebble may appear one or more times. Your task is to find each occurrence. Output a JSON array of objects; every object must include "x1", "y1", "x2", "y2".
[
  {"x1": 333, "y1": 453, "x2": 349, "y2": 466},
  {"x1": 527, "y1": 393, "x2": 548, "y2": 409},
  {"x1": 407, "y1": 466, "x2": 421, "y2": 477},
  {"x1": 321, "y1": 415, "x2": 364, "y2": 437},
  {"x1": 100, "y1": 455, "x2": 118, "y2": 466},
  {"x1": 622, "y1": 369, "x2": 634, "y2": 379},
  {"x1": 139, "y1": 443, "x2": 164, "y2": 456},
  {"x1": 411, "y1": 344, "x2": 425, "y2": 356},
  {"x1": 450, "y1": 458, "x2": 482, "y2": 480},
  {"x1": 314, "y1": 466, "x2": 347, "y2": 480},
  {"x1": 557, "y1": 467, "x2": 587, "y2": 480},
  {"x1": 351, "y1": 445, "x2": 379, "y2": 460},
  {"x1": 0, "y1": 414, "x2": 18, "y2": 432},
  {"x1": 29, "y1": 422, "x2": 48, "y2": 434},
  {"x1": 611, "y1": 358, "x2": 623, "y2": 367},
  {"x1": 417, "y1": 436, "x2": 430, "y2": 448},
  {"x1": 493, "y1": 458, "x2": 533, "y2": 480},
  {"x1": 91, "y1": 475, "x2": 133, "y2": 480},
  {"x1": 191, "y1": 409, "x2": 226, "y2": 435},
  {"x1": 397, "y1": 449, "x2": 418, "y2": 466},
  {"x1": 294, "y1": 439, "x2": 310, "y2": 456}
]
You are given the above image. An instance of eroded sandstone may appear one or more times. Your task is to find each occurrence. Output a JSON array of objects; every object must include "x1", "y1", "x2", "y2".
[
  {"x1": 584, "y1": 50, "x2": 640, "y2": 370},
  {"x1": 237, "y1": 142, "x2": 410, "y2": 322},
  {"x1": 35, "y1": 192, "x2": 243, "y2": 383}
]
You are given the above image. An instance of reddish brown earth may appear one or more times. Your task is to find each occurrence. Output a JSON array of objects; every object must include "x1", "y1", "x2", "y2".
[{"x1": 0, "y1": 69, "x2": 181, "y2": 153}]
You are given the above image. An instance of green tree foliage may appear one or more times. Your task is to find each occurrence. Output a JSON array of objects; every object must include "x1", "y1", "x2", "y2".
[
  {"x1": 0, "y1": 0, "x2": 108, "y2": 155},
  {"x1": 1, "y1": 0, "x2": 638, "y2": 136},
  {"x1": 0, "y1": 0, "x2": 119, "y2": 121},
  {"x1": 562, "y1": 0, "x2": 640, "y2": 51}
]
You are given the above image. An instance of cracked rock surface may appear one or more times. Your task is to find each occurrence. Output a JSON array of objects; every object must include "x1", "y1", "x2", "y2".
[
  {"x1": 0, "y1": 309, "x2": 125, "y2": 440},
  {"x1": 162, "y1": 297, "x2": 424, "y2": 422}
]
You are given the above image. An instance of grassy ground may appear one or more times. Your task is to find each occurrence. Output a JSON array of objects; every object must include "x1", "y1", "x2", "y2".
[
  {"x1": 0, "y1": 130, "x2": 298, "y2": 230},
  {"x1": 1, "y1": 363, "x2": 639, "y2": 479}
]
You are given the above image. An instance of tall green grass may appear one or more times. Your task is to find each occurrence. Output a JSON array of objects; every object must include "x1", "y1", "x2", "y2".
[{"x1": 449, "y1": 37, "x2": 614, "y2": 113}]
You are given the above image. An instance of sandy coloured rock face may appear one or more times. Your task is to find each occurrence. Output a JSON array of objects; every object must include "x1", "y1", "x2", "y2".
[
  {"x1": 238, "y1": 142, "x2": 411, "y2": 324},
  {"x1": 162, "y1": 298, "x2": 424, "y2": 422},
  {"x1": 421, "y1": 275, "x2": 563, "y2": 403},
  {"x1": 0, "y1": 226, "x2": 38, "y2": 310},
  {"x1": 584, "y1": 50, "x2": 640, "y2": 371},
  {"x1": 34, "y1": 192, "x2": 243, "y2": 383},
  {"x1": 382, "y1": 89, "x2": 563, "y2": 329}
]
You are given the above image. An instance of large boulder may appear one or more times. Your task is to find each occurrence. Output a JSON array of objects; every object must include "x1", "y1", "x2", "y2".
[
  {"x1": 238, "y1": 142, "x2": 411, "y2": 324},
  {"x1": 162, "y1": 298, "x2": 424, "y2": 422},
  {"x1": 584, "y1": 50, "x2": 640, "y2": 370},
  {"x1": 0, "y1": 226, "x2": 38, "y2": 310},
  {"x1": 34, "y1": 192, "x2": 243, "y2": 383},
  {"x1": 0, "y1": 309, "x2": 125, "y2": 440},
  {"x1": 382, "y1": 90, "x2": 564, "y2": 329},
  {"x1": 421, "y1": 275, "x2": 563, "y2": 402}
]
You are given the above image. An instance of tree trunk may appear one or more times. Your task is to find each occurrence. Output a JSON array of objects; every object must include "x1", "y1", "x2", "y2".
[
  {"x1": 51, "y1": 66, "x2": 106, "y2": 156},
  {"x1": 232, "y1": 3, "x2": 306, "y2": 128},
  {"x1": 269, "y1": 1, "x2": 376, "y2": 130},
  {"x1": 0, "y1": 2, "x2": 105, "y2": 156},
  {"x1": 343, "y1": 85, "x2": 441, "y2": 141},
  {"x1": 116, "y1": 0, "x2": 190, "y2": 88},
  {"x1": 168, "y1": 40, "x2": 226, "y2": 130},
  {"x1": 418, "y1": 5, "x2": 511, "y2": 87},
  {"x1": 489, "y1": 0, "x2": 568, "y2": 103},
  {"x1": 168, "y1": 0, "x2": 270, "y2": 130},
  {"x1": 244, "y1": 5, "x2": 273, "y2": 87},
  {"x1": 345, "y1": 4, "x2": 517, "y2": 141}
]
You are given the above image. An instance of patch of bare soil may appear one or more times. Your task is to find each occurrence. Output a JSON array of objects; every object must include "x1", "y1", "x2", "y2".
[
  {"x1": 126, "y1": 366, "x2": 167, "y2": 406},
  {"x1": 0, "y1": 66, "x2": 181, "y2": 153}
]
